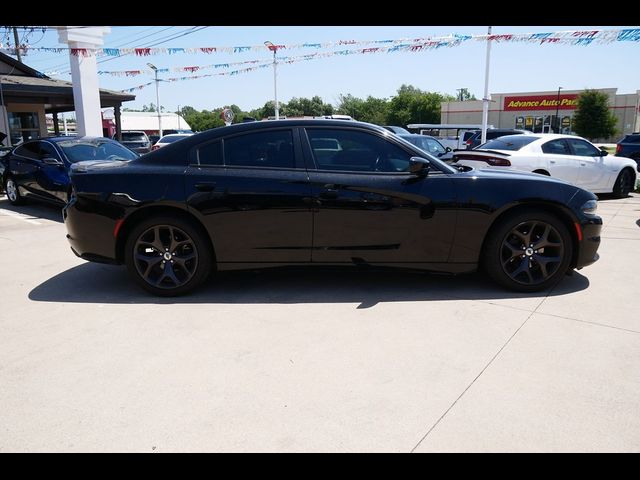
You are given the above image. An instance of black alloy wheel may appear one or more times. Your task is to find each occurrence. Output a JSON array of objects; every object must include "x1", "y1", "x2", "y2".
[
  {"x1": 613, "y1": 168, "x2": 634, "y2": 198},
  {"x1": 124, "y1": 216, "x2": 212, "y2": 296},
  {"x1": 484, "y1": 210, "x2": 573, "y2": 292}
]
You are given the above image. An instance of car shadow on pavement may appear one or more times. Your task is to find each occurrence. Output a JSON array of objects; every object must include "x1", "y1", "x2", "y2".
[
  {"x1": 0, "y1": 197, "x2": 64, "y2": 223},
  {"x1": 28, "y1": 262, "x2": 590, "y2": 307}
]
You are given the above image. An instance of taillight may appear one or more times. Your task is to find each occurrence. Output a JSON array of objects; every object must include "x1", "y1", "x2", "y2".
[
  {"x1": 485, "y1": 157, "x2": 511, "y2": 167},
  {"x1": 615, "y1": 144, "x2": 622, "y2": 154},
  {"x1": 454, "y1": 154, "x2": 511, "y2": 167}
]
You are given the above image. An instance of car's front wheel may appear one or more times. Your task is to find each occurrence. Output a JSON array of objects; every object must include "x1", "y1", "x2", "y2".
[
  {"x1": 4, "y1": 177, "x2": 26, "y2": 205},
  {"x1": 483, "y1": 210, "x2": 573, "y2": 292},
  {"x1": 124, "y1": 215, "x2": 212, "y2": 296},
  {"x1": 612, "y1": 168, "x2": 634, "y2": 198}
]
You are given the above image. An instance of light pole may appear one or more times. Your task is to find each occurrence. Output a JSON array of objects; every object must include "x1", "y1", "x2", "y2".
[
  {"x1": 481, "y1": 26, "x2": 493, "y2": 144},
  {"x1": 555, "y1": 87, "x2": 563, "y2": 133},
  {"x1": 177, "y1": 105, "x2": 181, "y2": 130},
  {"x1": 264, "y1": 41, "x2": 279, "y2": 120},
  {"x1": 147, "y1": 63, "x2": 162, "y2": 137}
]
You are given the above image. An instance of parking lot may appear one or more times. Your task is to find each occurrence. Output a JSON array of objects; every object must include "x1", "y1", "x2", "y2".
[{"x1": 1, "y1": 192, "x2": 639, "y2": 452}]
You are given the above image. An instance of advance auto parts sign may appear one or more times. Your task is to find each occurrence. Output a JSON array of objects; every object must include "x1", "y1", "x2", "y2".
[{"x1": 504, "y1": 94, "x2": 579, "y2": 111}]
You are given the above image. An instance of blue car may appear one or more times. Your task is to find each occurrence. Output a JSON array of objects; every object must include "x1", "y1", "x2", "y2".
[{"x1": 1, "y1": 136, "x2": 138, "y2": 206}]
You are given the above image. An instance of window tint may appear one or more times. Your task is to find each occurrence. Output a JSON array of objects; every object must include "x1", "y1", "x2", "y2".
[
  {"x1": 480, "y1": 136, "x2": 539, "y2": 151},
  {"x1": 122, "y1": 132, "x2": 148, "y2": 142},
  {"x1": 622, "y1": 134, "x2": 640, "y2": 144},
  {"x1": 58, "y1": 139, "x2": 138, "y2": 162},
  {"x1": 40, "y1": 142, "x2": 61, "y2": 160},
  {"x1": 197, "y1": 140, "x2": 223, "y2": 166},
  {"x1": 567, "y1": 138, "x2": 600, "y2": 157},
  {"x1": 14, "y1": 141, "x2": 41, "y2": 159},
  {"x1": 541, "y1": 139, "x2": 571, "y2": 155},
  {"x1": 307, "y1": 128, "x2": 411, "y2": 172},
  {"x1": 225, "y1": 130, "x2": 295, "y2": 168}
]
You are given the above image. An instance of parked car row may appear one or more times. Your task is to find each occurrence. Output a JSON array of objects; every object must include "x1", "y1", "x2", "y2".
[{"x1": 112, "y1": 130, "x2": 194, "y2": 154}]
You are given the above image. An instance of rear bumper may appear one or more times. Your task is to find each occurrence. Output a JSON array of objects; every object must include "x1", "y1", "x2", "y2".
[{"x1": 575, "y1": 219, "x2": 602, "y2": 269}]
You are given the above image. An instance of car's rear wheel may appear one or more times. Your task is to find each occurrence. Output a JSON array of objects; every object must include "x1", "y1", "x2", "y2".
[
  {"x1": 4, "y1": 177, "x2": 26, "y2": 205},
  {"x1": 483, "y1": 210, "x2": 573, "y2": 292},
  {"x1": 612, "y1": 168, "x2": 634, "y2": 198},
  {"x1": 124, "y1": 215, "x2": 212, "y2": 296}
]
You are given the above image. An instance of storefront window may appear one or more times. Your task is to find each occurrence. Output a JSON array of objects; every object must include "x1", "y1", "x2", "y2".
[{"x1": 8, "y1": 112, "x2": 40, "y2": 145}]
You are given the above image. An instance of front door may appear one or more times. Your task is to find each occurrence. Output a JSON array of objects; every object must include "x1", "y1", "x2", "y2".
[
  {"x1": 540, "y1": 138, "x2": 580, "y2": 184},
  {"x1": 302, "y1": 127, "x2": 457, "y2": 264},
  {"x1": 566, "y1": 138, "x2": 608, "y2": 190},
  {"x1": 184, "y1": 128, "x2": 313, "y2": 264}
]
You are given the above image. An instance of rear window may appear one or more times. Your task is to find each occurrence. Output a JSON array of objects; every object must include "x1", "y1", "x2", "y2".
[
  {"x1": 479, "y1": 136, "x2": 538, "y2": 151},
  {"x1": 159, "y1": 135, "x2": 190, "y2": 144},
  {"x1": 621, "y1": 134, "x2": 640, "y2": 144},
  {"x1": 122, "y1": 132, "x2": 147, "y2": 141}
]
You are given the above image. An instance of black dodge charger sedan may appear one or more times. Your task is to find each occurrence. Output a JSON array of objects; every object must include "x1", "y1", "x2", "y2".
[{"x1": 63, "y1": 120, "x2": 602, "y2": 296}]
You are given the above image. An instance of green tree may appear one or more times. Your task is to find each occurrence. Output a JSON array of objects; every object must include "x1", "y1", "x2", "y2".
[
  {"x1": 385, "y1": 85, "x2": 455, "y2": 126},
  {"x1": 572, "y1": 89, "x2": 618, "y2": 141}
]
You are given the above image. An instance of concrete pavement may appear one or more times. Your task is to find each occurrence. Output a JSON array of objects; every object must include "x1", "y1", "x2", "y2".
[{"x1": 1, "y1": 193, "x2": 639, "y2": 452}]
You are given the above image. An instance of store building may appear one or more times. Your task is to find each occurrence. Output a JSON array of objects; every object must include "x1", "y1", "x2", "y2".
[
  {"x1": 0, "y1": 52, "x2": 135, "y2": 147},
  {"x1": 440, "y1": 88, "x2": 640, "y2": 142}
]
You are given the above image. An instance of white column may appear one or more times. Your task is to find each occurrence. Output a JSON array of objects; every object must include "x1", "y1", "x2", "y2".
[{"x1": 57, "y1": 27, "x2": 111, "y2": 137}]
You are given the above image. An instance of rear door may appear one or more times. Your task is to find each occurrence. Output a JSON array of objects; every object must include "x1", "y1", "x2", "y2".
[
  {"x1": 9, "y1": 142, "x2": 42, "y2": 197},
  {"x1": 184, "y1": 127, "x2": 313, "y2": 264}
]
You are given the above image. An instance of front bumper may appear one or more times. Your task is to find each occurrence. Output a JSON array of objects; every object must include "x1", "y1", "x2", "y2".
[
  {"x1": 63, "y1": 196, "x2": 122, "y2": 264},
  {"x1": 575, "y1": 218, "x2": 602, "y2": 269}
]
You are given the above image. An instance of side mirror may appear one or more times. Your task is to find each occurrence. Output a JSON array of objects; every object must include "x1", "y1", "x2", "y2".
[
  {"x1": 42, "y1": 157, "x2": 63, "y2": 165},
  {"x1": 599, "y1": 148, "x2": 608, "y2": 156},
  {"x1": 445, "y1": 147, "x2": 452, "y2": 152},
  {"x1": 409, "y1": 156, "x2": 431, "y2": 176}
]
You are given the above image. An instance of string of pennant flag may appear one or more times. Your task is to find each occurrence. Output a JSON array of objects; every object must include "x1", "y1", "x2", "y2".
[{"x1": 1, "y1": 28, "x2": 639, "y2": 58}]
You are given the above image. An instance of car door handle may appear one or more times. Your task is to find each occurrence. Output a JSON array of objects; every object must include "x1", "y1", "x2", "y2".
[
  {"x1": 549, "y1": 160, "x2": 556, "y2": 164},
  {"x1": 195, "y1": 182, "x2": 216, "y2": 192},
  {"x1": 580, "y1": 162, "x2": 586, "y2": 166},
  {"x1": 319, "y1": 185, "x2": 339, "y2": 199}
]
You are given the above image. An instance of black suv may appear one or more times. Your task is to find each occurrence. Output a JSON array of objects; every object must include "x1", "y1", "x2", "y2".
[
  {"x1": 465, "y1": 129, "x2": 531, "y2": 150},
  {"x1": 115, "y1": 131, "x2": 152, "y2": 154},
  {"x1": 615, "y1": 133, "x2": 640, "y2": 171}
]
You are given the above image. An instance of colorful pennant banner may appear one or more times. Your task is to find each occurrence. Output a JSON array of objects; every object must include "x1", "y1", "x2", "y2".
[{"x1": 1, "y1": 28, "x2": 638, "y2": 58}]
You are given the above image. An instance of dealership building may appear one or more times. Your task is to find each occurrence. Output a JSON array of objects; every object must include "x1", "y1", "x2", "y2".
[{"x1": 440, "y1": 88, "x2": 640, "y2": 142}]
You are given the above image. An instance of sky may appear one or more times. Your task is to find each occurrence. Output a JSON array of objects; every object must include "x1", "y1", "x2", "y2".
[{"x1": 6, "y1": 25, "x2": 640, "y2": 113}]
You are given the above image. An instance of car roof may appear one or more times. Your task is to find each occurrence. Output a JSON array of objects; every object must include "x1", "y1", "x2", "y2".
[
  {"x1": 397, "y1": 133, "x2": 436, "y2": 140},
  {"x1": 46, "y1": 136, "x2": 115, "y2": 144}
]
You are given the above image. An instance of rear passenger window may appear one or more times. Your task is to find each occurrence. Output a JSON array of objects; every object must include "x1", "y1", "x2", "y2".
[
  {"x1": 196, "y1": 140, "x2": 223, "y2": 166},
  {"x1": 224, "y1": 130, "x2": 295, "y2": 169},
  {"x1": 306, "y1": 128, "x2": 411, "y2": 173},
  {"x1": 15, "y1": 142, "x2": 41, "y2": 160}
]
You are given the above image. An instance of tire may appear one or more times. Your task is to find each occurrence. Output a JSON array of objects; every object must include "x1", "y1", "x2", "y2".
[
  {"x1": 532, "y1": 169, "x2": 550, "y2": 176},
  {"x1": 612, "y1": 168, "x2": 634, "y2": 198},
  {"x1": 4, "y1": 177, "x2": 26, "y2": 206},
  {"x1": 483, "y1": 209, "x2": 573, "y2": 292},
  {"x1": 124, "y1": 215, "x2": 212, "y2": 296}
]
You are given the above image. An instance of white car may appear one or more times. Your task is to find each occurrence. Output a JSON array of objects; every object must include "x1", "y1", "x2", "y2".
[
  {"x1": 452, "y1": 134, "x2": 638, "y2": 197},
  {"x1": 151, "y1": 133, "x2": 194, "y2": 151}
]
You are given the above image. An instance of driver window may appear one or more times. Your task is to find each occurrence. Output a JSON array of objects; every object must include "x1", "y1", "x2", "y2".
[
  {"x1": 567, "y1": 139, "x2": 601, "y2": 157},
  {"x1": 40, "y1": 142, "x2": 61, "y2": 161},
  {"x1": 306, "y1": 128, "x2": 411, "y2": 173}
]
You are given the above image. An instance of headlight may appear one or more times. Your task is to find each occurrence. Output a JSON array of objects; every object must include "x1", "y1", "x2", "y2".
[{"x1": 581, "y1": 199, "x2": 598, "y2": 215}]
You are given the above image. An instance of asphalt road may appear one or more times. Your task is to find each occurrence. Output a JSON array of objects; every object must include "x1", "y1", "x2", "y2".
[{"x1": 1, "y1": 193, "x2": 639, "y2": 452}]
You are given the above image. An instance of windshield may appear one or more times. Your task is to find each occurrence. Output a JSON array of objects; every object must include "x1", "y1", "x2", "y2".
[
  {"x1": 159, "y1": 135, "x2": 191, "y2": 144},
  {"x1": 58, "y1": 139, "x2": 139, "y2": 163},
  {"x1": 391, "y1": 135, "x2": 457, "y2": 174},
  {"x1": 401, "y1": 136, "x2": 446, "y2": 156},
  {"x1": 478, "y1": 136, "x2": 539, "y2": 151}
]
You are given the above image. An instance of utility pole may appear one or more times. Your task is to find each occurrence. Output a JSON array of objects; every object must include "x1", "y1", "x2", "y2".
[{"x1": 12, "y1": 27, "x2": 22, "y2": 62}]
